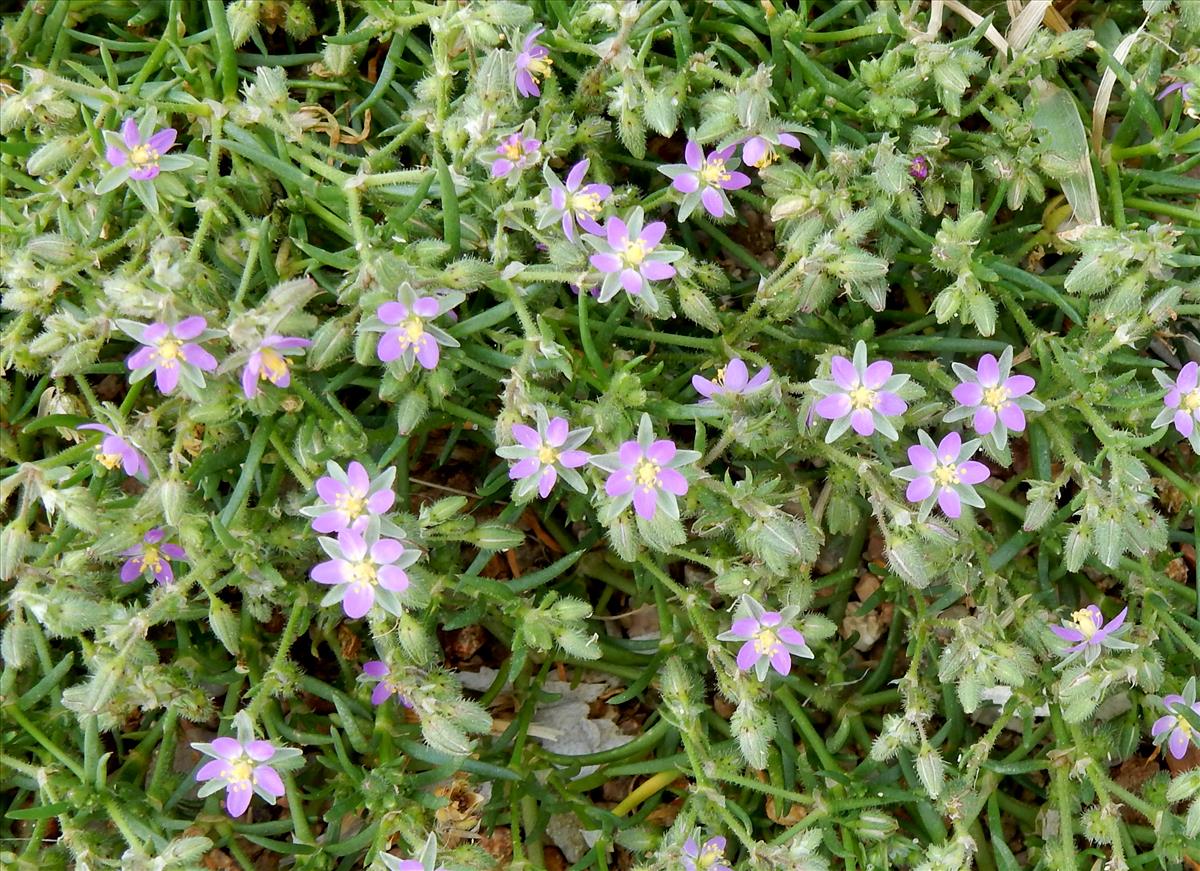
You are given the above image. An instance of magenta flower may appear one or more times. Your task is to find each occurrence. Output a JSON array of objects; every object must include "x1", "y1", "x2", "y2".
[
  {"x1": 496, "y1": 405, "x2": 592, "y2": 499},
  {"x1": 192, "y1": 712, "x2": 300, "y2": 817},
  {"x1": 366, "y1": 284, "x2": 464, "y2": 372},
  {"x1": 682, "y1": 835, "x2": 732, "y2": 871},
  {"x1": 104, "y1": 116, "x2": 177, "y2": 181},
  {"x1": 891, "y1": 430, "x2": 989, "y2": 519},
  {"x1": 120, "y1": 528, "x2": 187, "y2": 584},
  {"x1": 742, "y1": 131, "x2": 801, "y2": 169},
  {"x1": 945, "y1": 346, "x2": 1043, "y2": 450},
  {"x1": 311, "y1": 525, "x2": 417, "y2": 619},
  {"x1": 1152, "y1": 361, "x2": 1200, "y2": 450},
  {"x1": 362, "y1": 661, "x2": 414, "y2": 708},
  {"x1": 77, "y1": 423, "x2": 146, "y2": 477},
  {"x1": 301, "y1": 460, "x2": 397, "y2": 535},
  {"x1": 657, "y1": 141, "x2": 751, "y2": 220},
  {"x1": 692, "y1": 359, "x2": 771, "y2": 403},
  {"x1": 492, "y1": 132, "x2": 541, "y2": 178},
  {"x1": 514, "y1": 25, "x2": 552, "y2": 97},
  {"x1": 1049, "y1": 605, "x2": 1135, "y2": 667},
  {"x1": 717, "y1": 595, "x2": 814, "y2": 681},
  {"x1": 117, "y1": 317, "x2": 219, "y2": 396},
  {"x1": 1151, "y1": 679, "x2": 1200, "y2": 760},
  {"x1": 909, "y1": 155, "x2": 930, "y2": 181},
  {"x1": 242, "y1": 335, "x2": 311, "y2": 399},
  {"x1": 585, "y1": 207, "x2": 682, "y2": 311},
  {"x1": 1158, "y1": 81, "x2": 1192, "y2": 101},
  {"x1": 538, "y1": 158, "x2": 611, "y2": 240},
  {"x1": 810, "y1": 341, "x2": 909, "y2": 441},
  {"x1": 591, "y1": 414, "x2": 699, "y2": 521}
]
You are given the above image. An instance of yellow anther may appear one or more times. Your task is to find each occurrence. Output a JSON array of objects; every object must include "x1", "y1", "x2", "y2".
[
  {"x1": 96, "y1": 450, "x2": 123, "y2": 470},
  {"x1": 570, "y1": 191, "x2": 601, "y2": 215},
  {"x1": 699, "y1": 158, "x2": 730, "y2": 187},
  {"x1": 157, "y1": 339, "x2": 181, "y2": 361},
  {"x1": 1071, "y1": 608, "x2": 1100, "y2": 639},
  {"x1": 537, "y1": 444, "x2": 558, "y2": 464},
  {"x1": 527, "y1": 55, "x2": 552, "y2": 79},
  {"x1": 334, "y1": 491, "x2": 367, "y2": 518},
  {"x1": 932, "y1": 464, "x2": 960, "y2": 487},
  {"x1": 1182, "y1": 390, "x2": 1200, "y2": 412},
  {"x1": 228, "y1": 760, "x2": 254, "y2": 785},
  {"x1": 259, "y1": 348, "x2": 289, "y2": 384},
  {"x1": 983, "y1": 385, "x2": 1010, "y2": 409},
  {"x1": 348, "y1": 560, "x2": 377, "y2": 586},
  {"x1": 402, "y1": 316, "x2": 426, "y2": 343},
  {"x1": 848, "y1": 385, "x2": 875, "y2": 409},
  {"x1": 753, "y1": 627, "x2": 779, "y2": 655},
  {"x1": 623, "y1": 239, "x2": 648, "y2": 267},
  {"x1": 633, "y1": 459, "x2": 660, "y2": 488}
]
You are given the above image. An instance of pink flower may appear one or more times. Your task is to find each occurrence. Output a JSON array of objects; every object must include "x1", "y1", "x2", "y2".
[
  {"x1": 514, "y1": 25, "x2": 552, "y2": 97},
  {"x1": 362, "y1": 661, "x2": 414, "y2": 708},
  {"x1": 104, "y1": 117, "x2": 178, "y2": 181},
  {"x1": 118, "y1": 317, "x2": 219, "y2": 395},
  {"x1": 120, "y1": 528, "x2": 187, "y2": 584},
  {"x1": 1049, "y1": 605, "x2": 1135, "y2": 666},
  {"x1": 301, "y1": 460, "x2": 397, "y2": 535},
  {"x1": 241, "y1": 335, "x2": 310, "y2": 399},
  {"x1": 496, "y1": 406, "x2": 592, "y2": 499},
  {"x1": 682, "y1": 835, "x2": 732, "y2": 871},
  {"x1": 1152, "y1": 361, "x2": 1200, "y2": 448},
  {"x1": 717, "y1": 595, "x2": 813, "y2": 680},
  {"x1": 591, "y1": 414, "x2": 699, "y2": 520},
  {"x1": 492, "y1": 132, "x2": 541, "y2": 178},
  {"x1": 584, "y1": 207, "x2": 682, "y2": 311},
  {"x1": 742, "y1": 131, "x2": 801, "y2": 169},
  {"x1": 810, "y1": 341, "x2": 908, "y2": 441},
  {"x1": 909, "y1": 155, "x2": 930, "y2": 181},
  {"x1": 1152, "y1": 690, "x2": 1200, "y2": 760},
  {"x1": 77, "y1": 423, "x2": 146, "y2": 477},
  {"x1": 945, "y1": 346, "x2": 1042, "y2": 449},
  {"x1": 538, "y1": 158, "x2": 611, "y2": 240},
  {"x1": 891, "y1": 430, "x2": 990, "y2": 519},
  {"x1": 692, "y1": 358, "x2": 771, "y2": 402},
  {"x1": 192, "y1": 713, "x2": 300, "y2": 817},
  {"x1": 658, "y1": 141, "x2": 752, "y2": 220},
  {"x1": 370, "y1": 285, "x2": 464, "y2": 372},
  {"x1": 311, "y1": 526, "x2": 417, "y2": 619}
]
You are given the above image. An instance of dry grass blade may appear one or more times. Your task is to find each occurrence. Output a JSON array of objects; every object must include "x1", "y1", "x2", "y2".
[
  {"x1": 1091, "y1": 26, "x2": 1144, "y2": 157},
  {"x1": 944, "y1": 0, "x2": 1011, "y2": 57},
  {"x1": 1008, "y1": 0, "x2": 1052, "y2": 52}
]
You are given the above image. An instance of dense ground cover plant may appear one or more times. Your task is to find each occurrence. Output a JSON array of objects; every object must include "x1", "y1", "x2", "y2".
[{"x1": 2, "y1": 0, "x2": 1199, "y2": 868}]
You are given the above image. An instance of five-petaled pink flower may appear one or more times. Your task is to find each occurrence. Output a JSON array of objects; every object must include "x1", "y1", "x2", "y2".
[
  {"x1": 591, "y1": 414, "x2": 699, "y2": 521},
  {"x1": 362, "y1": 661, "x2": 414, "y2": 708},
  {"x1": 242, "y1": 335, "x2": 310, "y2": 399},
  {"x1": 692, "y1": 358, "x2": 771, "y2": 403},
  {"x1": 311, "y1": 526, "x2": 417, "y2": 619},
  {"x1": 120, "y1": 528, "x2": 187, "y2": 584},
  {"x1": 371, "y1": 285, "x2": 464, "y2": 372},
  {"x1": 105, "y1": 117, "x2": 177, "y2": 180},
  {"x1": 301, "y1": 460, "x2": 397, "y2": 535},
  {"x1": 1049, "y1": 604, "x2": 1135, "y2": 667},
  {"x1": 945, "y1": 346, "x2": 1042, "y2": 449},
  {"x1": 496, "y1": 405, "x2": 592, "y2": 500},
  {"x1": 658, "y1": 141, "x2": 751, "y2": 220},
  {"x1": 717, "y1": 595, "x2": 814, "y2": 680},
  {"x1": 538, "y1": 158, "x2": 610, "y2": 240},
  {"x1": 810, "y1": 341, "x2": 909, "y2": 442},
  {"x1": 1153, "y1": 361, "x2": 1200, "y2": 449},
  {"x1": 585, "y1": 207, "x2": 682, "y2": 311},
  {"x1": 514, "y1": 25, "x2": 552, "y2": 97},
  {"x1": 118, "y1": 317, "x2": 219, "y2": 395},
  {"x1": 891, "y1": 430, "x2": 989, "y2": 519},
  {"x1": 192, "y1": 714, "x2": 299, "y2": 818},
  {"x1": 492, "y1": 132, "x2": 541, "y2": 178},
  {"x1": 1152, "y1": 685, "x2": 1200, "y2": 761},
  {"x1": 681, "y1": 835, "x2": 732, "y2": 871},
  {"x1": 78, "y1": 423, "x2": 146, "y2": 477}
]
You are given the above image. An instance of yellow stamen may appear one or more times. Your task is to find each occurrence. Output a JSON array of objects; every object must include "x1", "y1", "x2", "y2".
[
  {"x1": 1071, "y1": 608, "x2": 1100, "y2": 640},
  {"x1": 983, "y1": 385, "x2": 1010, "y2": 409},
  {"x1": 1183, "y1": 389, "x2": 1200, "y2": 412},
  {"x1": 402, "y1": 316, "x2": 426, "y2": 344},
  {"x1": 537, "y1": 444, "x2": 559, "y2": 465},
  {"x1": 157, "y1": 338, "x2": 181, "y2": 362},
  {"x1": 503, "y1": 141, "x2": 524, "y2": 161},
  {"x1": 749, "y1": 146, "x2": 777, "y2": 169},
  {"x1": 334, "y1": 490, "x2": 367, "y2": 519},
  {"x1": 932, "y1": 464, "x2": 960, "y2": 487},
  {"x1": 753, "y1": 627, "x2": 780, "y2": 655},
  {"x1": 347, "y1": 560, "x2": 377, "y2": 586},
  {"x1": 633, "y1": 459, "x2": 660, "y2": 488},
  {"x1": 140, "y1": 545, "x2": 164, "y2": 575},
  {"x1": 623, "y1": 239, "x2": 648, "y2": 267},
  {"x1": 714, "y1": 366, "x2": 727, "y2": 386},
  {"x1": 1177, "y1": 716, "x2": 1194, "y2": 738},
  {"x1": 570, "y1": 191, "x2": 601, "y2": 215},
  {"x1": 129, "y1": 144, "x2": 159, "y2": 168},
  {"x1": 259, "y1": 348, "x2": 289, "y2": 384},
  {"x1": 699, "y1": 158, "x2": 731, "y2": 187},
  {"x1": 848, "y1": 385, "x2": 875, "y2": 409},
  {"x1": 228, "y1": 760, "x2": 254, "y2": 785},
  {"x1": 527, "y1": 56, "x2": 553, "y2": 79},
  {"x1": 96, "y1": 449, "x2": 123, "y2": 470}
]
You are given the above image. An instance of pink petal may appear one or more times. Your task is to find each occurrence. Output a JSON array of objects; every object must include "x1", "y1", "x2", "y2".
[
  {"x1": 244, "y1": 740, "x2": 275, "y2": 762},
  {"x1": 105, "y1": 144, "x2": 127, "y2": 166},
  {"x1": 641, "y1": 260, "x2": 675, "y2": 281},
  {"x1": 537, "y1": 466, "x2": 558, "y2": 498},
  {"x1": 743, "y1": 137, "x2": 766, "y2": 166},
  {"x1": 906, "y1": 476, "x2": 935, "y2": 502},
  {"x1": 684, "y1": 141, "x2": 703, "y2": 170},
  {"x1": 310, "y1": 560, "x2": 346, "y2": 585},
  {"x1": 620, "y1": 268, "x2": 643, "y2": 295},
  {"x1": 700, "y1": 187, "x2": 726, "y2": 217},
  {"x1": 646, "y1": 440, "x2": 676, "y2": 464},
  {"x1": 1169, "y1": 728, "x2": 1190, "y2": 760},
  {"x1": 976, "y1": 354, "x2": 1000, "y2": 387},
  {"x1": 226, "y1": 785, "x2": 252, "y2": 817},
  {"x1": 146, "y1": 128, "x2": 177, "y2": 154},
  {"x1": 874, "y1": 392, "x2": 906, "y2": 416},
  {"x1": 154, "y1": 364, "x2": 179, "y2": 394},
  {"x1": 590, "y1": 253, "x2": 622, "y2": 273},
  {"x1": 1004, "y1": 374, "x2": 1035, "y2": 397},
  {"x1": 998, "y1": 403, "x2": 1026, "y2": 431},
  {"x1": 253, "y1": 765, "x2": 285, "y2": 797},
  {"x1": 618, "y1": 442, "x2": 643, "y2": 467},
  {"x1": 197, "y1": 759, "x2": 228, "y2": 781},
  {"x1": 346, "y1": 462, "x2": 369, "y2": 494},
  {"x1": 632, "y1": 487, "x2": 657, "y2": 518},
  {"x1": 512, "y1": 424, "x2": 541, "y2": 449},
  {"x1": 937, "y1": 487, "x2": 962, "y2": 518},
  {"x1": 1175, "y1": 410, "x2": 1194, "y2": 437},
  {"x1": 937, "y1": 431, "x2": 962, "y2": 461},
  {"x1": 415, "y1": 337, "x2": 440, "y2": 369},
  {"x1": 658, "y1": 467, "x2": 688, "y2": 496},
  {"x1": 173, "y1": 316, "x2": 207, "y2": 340},
  {"x1": 367, "y1": 489, "x2": 395, "y2": 514},
  {"x1": 830, "y1": 356, "x2": 857, "y2": 389},
  {"x1": 566, "y1": 159, "x2": 588, "y2": 189},
  {"x1": 849, "y1": 408, "x2": 874, "y2": 436},
  {"x1": 363, "y1": 660, "x2": 389, "y2": 678},
  {"x1": 378, "y1": 566, "x2": 410, "y2": 592},
  {"x1": 211, "y1": 737, "x2": 243, "y2": 759},
  {"x1": 953, "y1": 382, "x2": 984, "y2": 406},
  {"x1": 723, "y1": 171, "x2": 751, "y2": 190},
  {"x1": 605, "y1": 470, "x2": 634, "y2": 497},
  {"x1": 723, "y1": 359, "x2": 749, "y2": 390},
  {"x1": 736, "y1": 641, "x2": 759, "y2": 672},
  {"x1": 377, "y1": 302, "x2": 407, "y2": 324},
  {"x1": 958, "y1": 460, "x2": 990, "y2": 485},
  {"x1": 730, "y1": 618, "x2": 758, "y2": 637},
  {"x1": 1178, "y1": 361, "x2": 1198, "y2": 392},
  {"x1": 370, "y1": 539, "x2": 403, "y2": 564},
  {"x1": 343, "y1": 583, "x2": 374, "y2": 619},
  {"x1": 1050, "y1": 624, "x2": 1084, "y2": 642},
  {"x1": 606, "y1": 217, "x2": 628, "y2": 248},
  {"x1": 180, "y1": 344, "x2": 217, "y2": 370},
  {"x1": 509, "y1": 457, "x2": 539, "y2": 479},
  {"x1": 907, "y1": 445, "x2": 936, "y2": 472},
  {"x1": 412, "y1": 297, "x2": 439, "y2": 318},
  {"x1": 814, "y1": 393, "x2": 851, "y2": 420},
  {"x1": 121, "y1": 117, "x2": 140, "y2": 149},
  {"x1": 973, "y1": 406, "x2": 997, "y2": 435},
  {"x1": 863, "y1": 360, "x2": 892, "y2": 389},
  {"x1": 316, "y1": 477, "x2": 347, "y2": 504},
  {"x1": 770, "y1": 647, "x2": 791, "y2": 675},
  {"x1": 371, "y1": 683, "x2": 393, "y2": 705},
  {"x1": 673, "y1": 173, "x2": 700, "y2": 194},
  {"x1": 546, "y1": 417, "x2": 569, "y2": 446},
  {"x1": 1152, "y1": 714, "x2": 1175, "y2": 737},
  {"x1": 559, "y1": 450, "x2": 589, "y2": 468},
  {"x1": 640, "y1": 222, "x2": 666, "y2": 247}
]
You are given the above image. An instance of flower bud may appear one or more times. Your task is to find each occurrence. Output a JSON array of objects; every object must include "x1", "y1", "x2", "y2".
[{"x1": 395, "y1": 390, "x2": 429, "y2": 436}]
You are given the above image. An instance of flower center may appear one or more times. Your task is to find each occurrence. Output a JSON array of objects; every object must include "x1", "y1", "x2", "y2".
[
  {"x1": 140, "y1": 545, "x2": 164, "y2": 574},
  {"x1": 848, "y1": 384, "x2": 875, "y2": 410},
  {"x1": 983, "y1": 385, "x2": 1010, "y2": 409},
  {"x1": 622, "y1": 239, "x2": 649, "y2": 267},
  {"x1": 129, "y1": 144, "x2": 159, "y2": 167},
  {"x1": 527, "y1": 55, "x2": 552, "y2": 79},
  {"x1": 932, "y1": 463, "x2": 960, "y2": 487},
  {"x1": 633, "y1": 458, "x2": 659, "y2": 489},
  {"x1": 259, "y1": 348, "x2": 289, "y2": 384},
  {"x1": 700, "y1": 157, "x2": 731, "y2": 187},
  {"x1": 748, "y1": 146, "x2": 777, "y2": 169},
  {"x1": 1182, "y1": 389, "x2": 1200, "y2": 412},
  {"x1": 537, "y1": 444, "x2": 559, "y2": 465},
  {"x1": 96, "y1": 448, "x2": 123, "y2": 470},
  {"x1": 348, "y1": 560, "x2": 377, "y2": 586},
  {"x1": 502, "y1": 138, "x2": 526, "y2": 161},
  {"x1": 334, "y1": 490, "x2": 367, "y2": 519},
  {"x1": 228, "y1": 760, "x2": 254, "y2": 786},
  {"x1": 402, "y1": 316, "x2": 426, "y2": 344},
  {"x1": 714, "y1": 366, "x2": 727, "y2": 386},
  {"x1": 1177, "y1": 715, "x2": 1194, "y2": 738},
  {"x1": 156, "y1": 338, "x2": 181, "y2": 365},
  {"x1": 570, "y1": 191, "x2": 601, "y2": 215},
  {"x1": 1071, "y1": 608, "x2": 1100, "y2": 640},
  {"x1": 753, "y1": 627, "x2": 780, "y2": 656}
]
